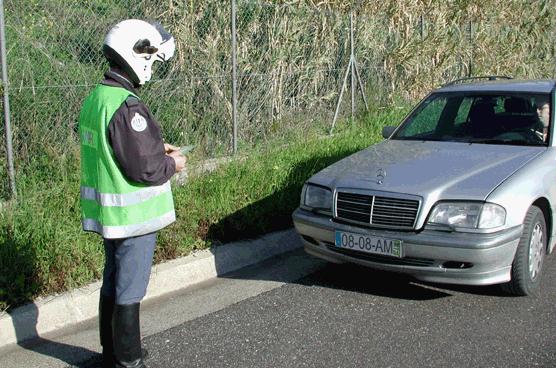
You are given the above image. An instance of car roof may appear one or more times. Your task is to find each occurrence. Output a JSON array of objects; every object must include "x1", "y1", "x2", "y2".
[{"x1": 436, "y1": 79, "x2": 556, "y2": 94}]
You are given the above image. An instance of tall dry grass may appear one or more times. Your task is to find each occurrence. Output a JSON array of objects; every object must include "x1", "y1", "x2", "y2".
[{"x1": 140, "y1": 0, "x2": 556, "y2": 140}]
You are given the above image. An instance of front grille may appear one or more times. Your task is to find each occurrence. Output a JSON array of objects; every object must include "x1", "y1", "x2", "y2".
[
  {"x1": 335, "y1": 192, "x2": 419, "y2": 229},
  {"x1": 325, "y1": 244, "x2": 435, "y2": 267}
]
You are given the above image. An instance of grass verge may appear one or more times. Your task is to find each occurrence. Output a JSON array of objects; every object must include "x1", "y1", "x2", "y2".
[{"x1": 0, "y1": 107, "x2": 409, "y2": 311}]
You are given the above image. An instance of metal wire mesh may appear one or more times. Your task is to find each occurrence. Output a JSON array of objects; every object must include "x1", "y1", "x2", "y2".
[
  {"x1": 1, "y1": 0, "x2": 555, "y2": 199},
  {"x1": 237, "y1": 2, "x2": 347, "y2": 141}
]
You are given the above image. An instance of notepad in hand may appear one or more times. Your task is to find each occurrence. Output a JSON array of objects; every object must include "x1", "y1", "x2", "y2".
[{"x1": 179, "y1": 145, "x2": 195, "y2": 155}]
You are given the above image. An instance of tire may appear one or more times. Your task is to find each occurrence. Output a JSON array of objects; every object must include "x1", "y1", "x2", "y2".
[{"x1": 502, "y1": 206, "x2": 546, "y2": 296}]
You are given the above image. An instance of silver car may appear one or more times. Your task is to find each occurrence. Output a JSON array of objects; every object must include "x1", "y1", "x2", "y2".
[{"x1": 293, "y1": 78, "x2": 555, "y2": 295}]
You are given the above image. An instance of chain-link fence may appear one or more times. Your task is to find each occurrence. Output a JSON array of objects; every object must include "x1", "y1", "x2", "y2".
[{"x1": 1, "y1": 0, "x2": 556, "y2": 199}]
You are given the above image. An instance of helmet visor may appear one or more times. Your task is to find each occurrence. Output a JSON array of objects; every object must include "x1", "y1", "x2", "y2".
[
  {"x1": 150, "y1": 22, "x2": 175, "y2": 61},
  {"x1": 150, "y1": 22, "x2": 172, "y2": 42}
]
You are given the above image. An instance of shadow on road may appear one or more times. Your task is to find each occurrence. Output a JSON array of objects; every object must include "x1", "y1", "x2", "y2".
[
  {"x1": 217, "y1": 246, "x2": 523, "y2": 301},
  {"x1": 297, "y1": 263, "x2": 453, "y2": 300},
  {"x1": 220, "y1": 253, "x2": 453, "y2": 301},
  {"x1": 9, "y1": 302, "x2": 99, "y2": 367}
]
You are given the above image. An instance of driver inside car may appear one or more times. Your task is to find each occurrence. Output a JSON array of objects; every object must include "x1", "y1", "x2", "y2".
[{"x1": 535, "y1": 95, "x2": 550, "y2": 141}]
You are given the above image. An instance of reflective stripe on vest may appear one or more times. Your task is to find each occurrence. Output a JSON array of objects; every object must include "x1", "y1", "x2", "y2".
[
  {"x1": 82, "y1": 211, "x2": 176, "y2": 239},
  {"x1": 80, "y1": 181, "x2": 172, "y2": 207}
]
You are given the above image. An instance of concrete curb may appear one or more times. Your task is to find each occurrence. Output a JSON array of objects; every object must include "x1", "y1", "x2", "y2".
[{"x1": 0, "y1": 228, "x2": 302, "y2": 348}]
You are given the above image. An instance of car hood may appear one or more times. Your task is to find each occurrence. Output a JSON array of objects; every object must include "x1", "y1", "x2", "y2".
[{"x1": 310, "y1": 140, "x2": 544, "y2": 200}]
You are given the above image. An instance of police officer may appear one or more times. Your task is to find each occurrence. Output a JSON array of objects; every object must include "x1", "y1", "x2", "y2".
[{"x1": 78, "y1": 19, "x2": 185, "y2": 368}]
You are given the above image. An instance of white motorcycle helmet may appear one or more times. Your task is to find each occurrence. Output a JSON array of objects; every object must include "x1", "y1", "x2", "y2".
[{"x1": 102, "y1": 19, "x2": 175, "y2": 85}]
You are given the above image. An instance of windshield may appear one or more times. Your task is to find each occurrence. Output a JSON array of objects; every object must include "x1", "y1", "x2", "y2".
[{"x1": 392, "y1": 92, "x2": 551, "y2": 146}]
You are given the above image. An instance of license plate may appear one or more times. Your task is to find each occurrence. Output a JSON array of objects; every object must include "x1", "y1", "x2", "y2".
[{"x1": 335, "y1": 231, "x2": 402, "y2": 258}]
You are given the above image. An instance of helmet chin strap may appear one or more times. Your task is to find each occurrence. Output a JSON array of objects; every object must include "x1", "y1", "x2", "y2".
[{"x1": 109, "y1": 67, "x2": 141, "y2": 89}]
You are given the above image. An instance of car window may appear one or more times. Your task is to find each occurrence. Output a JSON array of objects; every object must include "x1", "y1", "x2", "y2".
[
  {"x1": 392, "y1": 92, "x2": 550, "y2": 146},
  {"x1": 493, "y1": 97, "x2": 505, "y2": 114},
  {"x1": 454, "y1": 97, "x2": 472, "y2": 125},
  {"x1": 395, "y1": 96, "x2": 447, "y2": 139}
]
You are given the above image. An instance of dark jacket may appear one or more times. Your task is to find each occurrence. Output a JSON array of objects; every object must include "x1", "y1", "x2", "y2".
[{"x1": 102, "y1": 69, "x2": 175, "y2": 186}]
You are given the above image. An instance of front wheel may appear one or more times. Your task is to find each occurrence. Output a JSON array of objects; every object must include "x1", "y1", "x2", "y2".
[{"x1": 502, "y1": 206, "x2": 546, "y2": 296}]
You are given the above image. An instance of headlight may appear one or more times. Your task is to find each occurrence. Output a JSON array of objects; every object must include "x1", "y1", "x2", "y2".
[
  {"x1": 478, "y1": 203, "x2": 506, "y2": 228},
  {"x1": 427, "y1": 202, "x2": 505, "y2": 229},
  {"x1": 303, "y1": 184, "x2": 332, "y2": 211}
]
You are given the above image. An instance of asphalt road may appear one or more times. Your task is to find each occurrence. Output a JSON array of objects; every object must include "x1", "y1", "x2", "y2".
[
  {"x1": 142, "y1": 253, "x2": 556, "y2": 368},
  {"x1": 1, "y1": 247, "x2": 554, "y2": 368}
]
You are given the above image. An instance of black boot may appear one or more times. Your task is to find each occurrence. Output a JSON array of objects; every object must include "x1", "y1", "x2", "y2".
[
  {"x1": 112, "y1": 303, "x2": 146, "y2": 368},
  {"x1": 99, "y1": 295, "x2": 116, "y2": 368}
]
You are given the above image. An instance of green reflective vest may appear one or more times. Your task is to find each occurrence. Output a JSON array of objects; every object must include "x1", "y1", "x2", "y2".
[{"x1": 79, "y1": 84, "x2": 175, "y2": 239}]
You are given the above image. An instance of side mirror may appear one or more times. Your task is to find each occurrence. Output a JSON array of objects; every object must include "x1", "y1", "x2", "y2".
[{"x1": 382, "y1": 126, "x2": 396, "y2": 139}]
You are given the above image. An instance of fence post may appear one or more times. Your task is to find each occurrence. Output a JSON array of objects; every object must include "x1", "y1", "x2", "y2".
[
  {"x1": 350, "y1": 12, "x2": 355, "y2": 122},
  {"x1": 330, "y1": 11, "x2": 368, "y2": 134},
  {"x1": 0, "y1": 0, "x2": 16, "y2": 199},
  {"x1": 468, "y1": 20, "x2": 473, "y2": 77},
  {"x1": 231, "y1": 0, "x2": 238, "y2": 154}
]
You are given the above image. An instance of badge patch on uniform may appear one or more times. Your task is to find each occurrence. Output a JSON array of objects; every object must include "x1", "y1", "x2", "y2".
[{"x1": 131, "y1": 113, "x2": 147, "y2": 132}]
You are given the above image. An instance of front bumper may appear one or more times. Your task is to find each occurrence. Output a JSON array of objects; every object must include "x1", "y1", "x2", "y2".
[{"x1": 293, "y1": 208, "x2": 523, "y2": 286}]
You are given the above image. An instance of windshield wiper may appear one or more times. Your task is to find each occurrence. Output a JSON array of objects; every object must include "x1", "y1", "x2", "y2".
[
  {"x1": 391, "y1": 137, "x2": 445, "y2": 142},
  {"x1": 468, "y1": 138, "x2": 543, "y2": 146}
]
